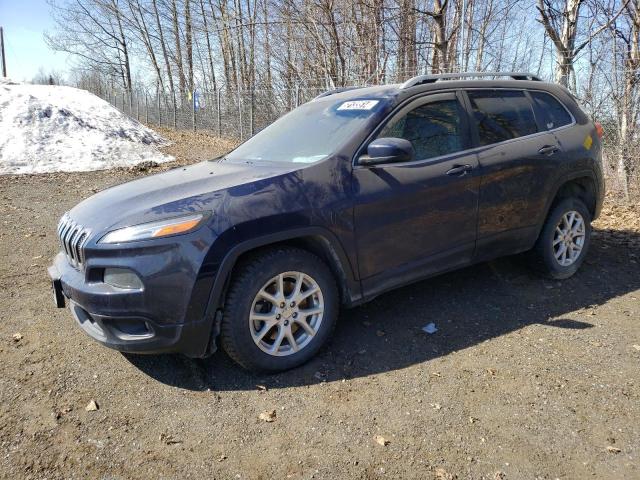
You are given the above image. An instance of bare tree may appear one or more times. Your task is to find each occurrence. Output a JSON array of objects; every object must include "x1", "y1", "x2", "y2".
[
  {"x1": 32, "y1": 67, "x2": 65, "y2": 85},
  {"x1": 420, "y1": 0, "x2": 452, "y2": 73},
  {"x1": 152, "y1": 0, "x2": 177, "y2": 98},
  {"x1": 608, "y1": 0, "x2": 640, "y2": 197},
  {"x1": 185, "y1": 0, "x2": 194, "y2": 94},
  {"x1": 537, "y1": 0, "x2": 629, "y2": 90},
  {"x1": 46, "y1": 0, "x2": 133, "y2": 93}
]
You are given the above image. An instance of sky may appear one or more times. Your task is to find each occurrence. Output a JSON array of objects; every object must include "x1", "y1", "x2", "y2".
[{"x1": 0, "y1": 0, "x2": 70, "y2": 81}]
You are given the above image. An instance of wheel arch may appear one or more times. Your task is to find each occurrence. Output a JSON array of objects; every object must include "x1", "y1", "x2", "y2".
[
  {"x1": 551, "y1": 175, "x2": 598, "y2": 217},
  {"x1": 544, "y1": 171, "x2": 599, "y2": 223},
  {"x1": 204, "y1": 227, "x2": 362, "y2": 324},
  {"x1": 530, "y1": 171, "x2": 599, "y2": 248}
]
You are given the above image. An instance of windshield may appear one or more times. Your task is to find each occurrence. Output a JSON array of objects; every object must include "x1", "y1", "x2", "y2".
[{"x1": 225, "y1": 98, "x2": 385, "y2": 164}]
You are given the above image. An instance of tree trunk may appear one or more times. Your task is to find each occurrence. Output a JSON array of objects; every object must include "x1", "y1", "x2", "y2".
[
  {"x1": 537, "y1": 0, "x2": 583, "y2": 89},
  {"x1": 171, "y1": 0, "x2": 185, "y2": 98},
  {"x1": 430, "y1": 0, "x2": 449, "y2": 73},
  {"x1": 127, "y1": 0, "x2": 164, "y2": 91},
  {"x1": 199, "y1": 0, "x2": 217, "y2": 91},
  {"x1": 185, "y1": 0, "x2": 194, "y2": 94}
]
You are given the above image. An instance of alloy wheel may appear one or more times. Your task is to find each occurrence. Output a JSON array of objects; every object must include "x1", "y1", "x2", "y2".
[
  {"x1": 249, "y1": 271, "x2": 324, "y2": 356},
  {"x1": 552, "y1": 210, "x2": 586, "y2": 267}
]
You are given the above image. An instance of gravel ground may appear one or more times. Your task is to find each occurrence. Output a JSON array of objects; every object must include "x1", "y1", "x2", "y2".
[{"x1": 1, "y1": 130, "x2": 639, "y2": 479}]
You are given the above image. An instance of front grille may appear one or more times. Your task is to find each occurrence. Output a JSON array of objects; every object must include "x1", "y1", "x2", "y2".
[{"x1": 57, "y1": 213, "x2": 91, "y2": 269}]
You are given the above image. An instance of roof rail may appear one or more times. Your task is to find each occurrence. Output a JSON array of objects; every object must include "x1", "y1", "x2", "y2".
[{"x1": 400, "y1": 72, "x2": 542, "y2": 89}]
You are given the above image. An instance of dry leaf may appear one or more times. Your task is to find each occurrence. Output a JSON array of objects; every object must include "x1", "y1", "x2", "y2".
[
  {"x1": 259, "y1": 410, "x2": 276, "y2": 422},
  {"x1": 486, "y1": 368, "x2": 496, "y2": 376},
  {"x1": 85, "y1": 400, "x2": 99, "y2": 412},
  {"x1": 159, "y1": 433, "x2": 182, "y2": 445},
  {"x1": 430, "y1": 403, "x2": 442, "y2": 410},
  {"x1": 256, "y1": 385, "x2": 268, "y2": 391},
  {"x1": 435, "y1": 467, "x2": 456, "y2": 480},
  {"x1": 631, "y1": 344, "x2": 640, "y2": 352},
  {"x1": 374, "y1": 435, "x2": 390, "y2": 446},
  {"x1": 12, "y1": 333, "x2": 23, "y2": 342},
  {"x1": 54, "y1": 405, "x2": 73, "y2": 419},
  {"x1": 607, "y1": 446, "x2": 622, "y2": 454}
]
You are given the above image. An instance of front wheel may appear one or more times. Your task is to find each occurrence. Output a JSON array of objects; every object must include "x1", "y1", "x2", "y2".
[
  {"x1": 220, "y1": 247, "x2": 339, "y2": 372},
  {"x1": 529, "y1": 198, "x2": 592, "y2": 279}
]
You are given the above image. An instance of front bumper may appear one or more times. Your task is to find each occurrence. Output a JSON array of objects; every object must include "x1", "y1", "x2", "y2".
[{"x1": 48, "y1": 252, "x2": 215, "y2": 357}]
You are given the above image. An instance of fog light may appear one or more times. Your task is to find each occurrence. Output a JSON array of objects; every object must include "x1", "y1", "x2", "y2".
[{"x1": 104, "y1": 268, "x2": 143, "y2": 290}]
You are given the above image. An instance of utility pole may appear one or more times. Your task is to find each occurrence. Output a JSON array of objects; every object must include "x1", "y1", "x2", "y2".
[{"x1": 0, "y1": 27, "x2": 7, "y2": 77}]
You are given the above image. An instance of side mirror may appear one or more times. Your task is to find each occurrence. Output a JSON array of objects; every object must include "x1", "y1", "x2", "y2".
[{"x1": 359, "y1": 138, "x2": 415, "y2": 166}]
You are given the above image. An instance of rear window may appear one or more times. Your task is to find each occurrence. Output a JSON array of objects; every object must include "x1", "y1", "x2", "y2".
[
  {"x1": 467, "y1": 90, "x2": 537, "y2": 146},
  {"x1": 530, "y1": 91, "x2": 573, "y2": 130}
]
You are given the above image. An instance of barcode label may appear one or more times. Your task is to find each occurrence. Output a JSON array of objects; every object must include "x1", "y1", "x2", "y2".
[{"x1": 337, "y1": 100, "x2": 379, "y2": 111}]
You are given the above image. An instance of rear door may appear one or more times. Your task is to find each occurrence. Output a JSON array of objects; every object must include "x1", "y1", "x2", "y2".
[
  {"x1": 352, "y1": 92, "x2": 480, "y2": 297},
  {"x1": 529, "y1": 89, "x2": 577, "y2": 157},
  {"x1": 464, "y1": 89, "x2": 565, "y2": 261}
]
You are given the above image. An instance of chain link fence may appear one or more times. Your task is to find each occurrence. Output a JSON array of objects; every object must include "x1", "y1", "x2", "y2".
[
  {"x1": 99, "y1": 87, "x2": 326, "y2": 141},
  {"x1": 99, "y1": 86, "x2": 639, "y2": 200},
  {"x1": 598, "y1": 125, "x2": 640, "y2": 200}
]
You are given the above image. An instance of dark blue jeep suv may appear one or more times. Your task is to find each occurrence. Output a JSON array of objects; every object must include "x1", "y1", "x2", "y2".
[{"x1": 49, "y1": 72, "x2": 604, "y2": 372}]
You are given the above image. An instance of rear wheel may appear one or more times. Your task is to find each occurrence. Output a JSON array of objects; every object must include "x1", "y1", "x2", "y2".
[
  {"x1": 220, "y1": 247, "x2": 338, "y2": 372},
  {"x1": 529, "y1": 198, "x2": 592, "y2": 279}
]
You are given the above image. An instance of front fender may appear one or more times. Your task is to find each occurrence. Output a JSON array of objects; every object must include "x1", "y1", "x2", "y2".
[{"x1": 208, "y1": 224, "x2": 360, "y2": 308}]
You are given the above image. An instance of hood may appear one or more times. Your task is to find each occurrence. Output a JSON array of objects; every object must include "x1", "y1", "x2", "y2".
[{"x1": 68, "y1": 159, "x2": 299, "y2": 233}]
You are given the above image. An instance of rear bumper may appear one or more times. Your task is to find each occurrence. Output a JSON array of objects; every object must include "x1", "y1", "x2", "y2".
[{"x1": 48, "y1": 253, "x2": 215, "y2": 357}]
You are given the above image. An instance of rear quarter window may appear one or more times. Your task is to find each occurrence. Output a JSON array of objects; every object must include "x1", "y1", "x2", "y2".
[
  {"x1": 529, "y1": 91, "x2": 573, "y2": 130},
  {"x1": 467, "y1": 90, "x2": 537, "y2": 146}
]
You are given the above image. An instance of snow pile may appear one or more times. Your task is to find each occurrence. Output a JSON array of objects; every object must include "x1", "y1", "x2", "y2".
[{"x1": 0, "y1": 83, "x2": 172, "y2": 174}]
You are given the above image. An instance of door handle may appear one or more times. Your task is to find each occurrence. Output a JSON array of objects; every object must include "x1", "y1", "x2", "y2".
[
  {"x1": 446, "y1": 164, "x2": 473, "y2": 176},
  {"x1": 538, "y1": 145, "x2": 559, "y2": 155}
]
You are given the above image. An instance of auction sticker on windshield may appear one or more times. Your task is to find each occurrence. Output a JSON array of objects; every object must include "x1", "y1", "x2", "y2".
[{"x1": 337, "y1": 100, "x2": 379, "y2": 111}]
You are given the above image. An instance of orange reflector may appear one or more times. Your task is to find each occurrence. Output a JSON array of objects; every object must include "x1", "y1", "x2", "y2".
[
  {"x1": 595, "y1": 122, "x2": 604, "y2": 139},
  {"x1": 152, "y1": 218, "x2": 201, "y2": 237}
]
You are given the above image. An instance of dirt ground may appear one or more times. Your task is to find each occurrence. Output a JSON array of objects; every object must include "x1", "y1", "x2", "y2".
[{"x1": 1, "y1": 129, "x2": 639, "y2": 480}]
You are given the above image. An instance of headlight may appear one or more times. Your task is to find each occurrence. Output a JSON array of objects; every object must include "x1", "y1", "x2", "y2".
[{"x1": 99, "y1": 213, "x2": 205, "y2": 244}]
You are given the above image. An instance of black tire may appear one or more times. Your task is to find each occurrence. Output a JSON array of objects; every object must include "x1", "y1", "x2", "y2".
[
  {"x1": 220, "y1": 247, "x2": 339, "y2": 372},
  {"x1": 529, "y1": 197, "x2": 592, "y2": 279}
]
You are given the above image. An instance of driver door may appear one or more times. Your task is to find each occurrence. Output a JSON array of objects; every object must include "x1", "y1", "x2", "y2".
[{"x1": 352, "y1": 92, "x2": 480, "y2": 297}]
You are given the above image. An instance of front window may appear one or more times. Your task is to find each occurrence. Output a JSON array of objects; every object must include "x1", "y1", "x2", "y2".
[
  {"x1": 224, "y1": 98, "x2": 386, "y2": 164},
  {"x1": 376, "y1": 99, "x2": 465, "y2": 161}
]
